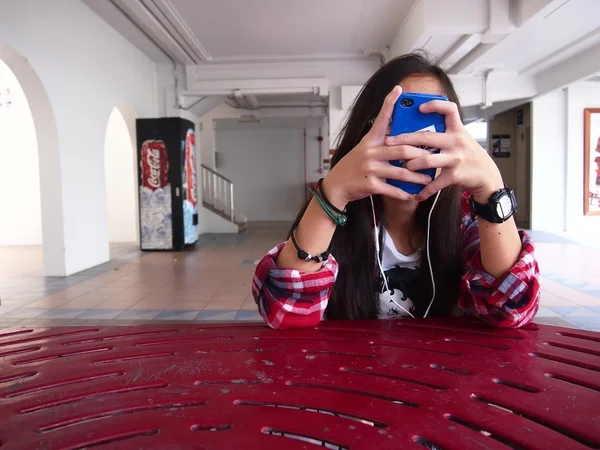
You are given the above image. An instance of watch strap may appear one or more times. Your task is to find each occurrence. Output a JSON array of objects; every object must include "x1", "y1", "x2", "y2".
[{"x1": 469, "y1": 187, "x2": 516, "y2": 224}]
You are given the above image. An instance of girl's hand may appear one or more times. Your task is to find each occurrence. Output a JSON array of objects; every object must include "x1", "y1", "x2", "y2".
[
  {"x1": 323, "y1": 86, "x2": 433, "y2": 209},
  {"x1": 385, "y1": 100, "x2": 504, "y2": 202}
]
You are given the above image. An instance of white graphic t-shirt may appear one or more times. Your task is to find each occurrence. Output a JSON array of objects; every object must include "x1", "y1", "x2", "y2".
[{"x1": 378, "y1": 228, "x2": 421, "y2": 318}]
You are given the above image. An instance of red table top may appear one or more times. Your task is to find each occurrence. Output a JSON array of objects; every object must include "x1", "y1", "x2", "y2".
[{"x1": 0, "y1": 318, "x2": 599, "y2": 450}]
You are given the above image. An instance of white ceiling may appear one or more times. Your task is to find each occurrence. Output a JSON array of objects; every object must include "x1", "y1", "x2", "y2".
[
  {"x1": 169, "y1": 0, "x2": 414, "y2": 60},
  {"x1": 85, "y1": 0, "x2": 415, "y2": 64},
  {"x1": 86, "y1": 0, "x2": 600, "y2": 117}
]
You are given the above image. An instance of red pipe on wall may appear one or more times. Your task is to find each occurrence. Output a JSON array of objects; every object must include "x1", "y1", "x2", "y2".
[{"x1": 303, "y1": 128, "x2": 308, "y2": 202}]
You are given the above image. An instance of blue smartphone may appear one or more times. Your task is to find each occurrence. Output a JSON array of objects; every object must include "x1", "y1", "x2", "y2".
[{"x1": 387, "y1": 92, "x2": 448, "y2": 194}]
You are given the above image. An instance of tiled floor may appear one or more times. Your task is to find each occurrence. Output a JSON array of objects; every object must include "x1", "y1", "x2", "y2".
[{"x1": 0, "y1": 227, "x2": 599, "y2": 331}]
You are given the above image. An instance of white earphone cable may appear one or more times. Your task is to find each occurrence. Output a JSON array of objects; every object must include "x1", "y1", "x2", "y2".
[
  {"x1": 370, "y1": 195, "x2": 415, "y2": 319},
  {"x1": 423, "y1": 190, "x2": 441, "y2": 318}
]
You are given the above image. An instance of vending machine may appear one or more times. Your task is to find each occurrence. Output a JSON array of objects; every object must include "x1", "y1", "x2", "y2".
[{"x1": 136, "y1": 117, "x2": 199, "y2": 251}]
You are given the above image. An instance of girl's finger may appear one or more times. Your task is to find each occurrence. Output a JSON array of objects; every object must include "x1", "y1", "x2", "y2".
[
  {"x1": 403, "y1": 153, "x2": 457, "y2": 171},
  {"x1": 419, "y1": 100, "x2": 463, "y2": 132},
  {"x1": 372, "y1": 178, "x2": 414, "y2": 201},
  {"x1": 375, "y1": 164, "x2": 433, "y2": 185},
  {"x1": 415, "y1": 172, "x2": 454, "y2": 201},
  {"x1": 374, "y1": 144, "x2": 431, "y2": 162},
  {"x1": 367, "y1": 86, "x2": 402, "y2": 141},
  {"x1": 385, "y1": 130, "x2": 453, "y2": 149}
]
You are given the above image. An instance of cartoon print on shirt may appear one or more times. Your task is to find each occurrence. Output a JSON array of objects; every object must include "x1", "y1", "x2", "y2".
[{"x1": 379, "y1": 265, "x2": 419, "y2": 317}]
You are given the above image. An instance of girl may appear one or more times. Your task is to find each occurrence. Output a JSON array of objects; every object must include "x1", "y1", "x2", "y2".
[{"x1": 252, "y1": 53, "x2": 540, "y2": 329}]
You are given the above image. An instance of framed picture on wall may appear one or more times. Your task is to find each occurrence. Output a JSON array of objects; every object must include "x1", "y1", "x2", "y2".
[
  {"x1": 491, "y1": 134, "x2": 511, "y2": 158},
  {"x1": 584, "y1": 108, "x2": 600, "y2": 215}
]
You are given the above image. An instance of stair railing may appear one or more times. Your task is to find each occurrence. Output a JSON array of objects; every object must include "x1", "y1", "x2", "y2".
[{"x1": 201, "y1": 164, "x2": 234, "y2": 222}]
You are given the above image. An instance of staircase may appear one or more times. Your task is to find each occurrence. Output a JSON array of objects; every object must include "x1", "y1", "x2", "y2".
[{"x1": 201, "y1": 164, "x2": 247, "y2": 233}]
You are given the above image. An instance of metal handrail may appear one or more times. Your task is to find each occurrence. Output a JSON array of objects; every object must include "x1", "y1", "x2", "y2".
[
  {"x1": 201, "y1": 164, "x2": 232, "y2": 184},
  {"x1": 201, "y1": 164, "x2": 236, "y2": 222}
]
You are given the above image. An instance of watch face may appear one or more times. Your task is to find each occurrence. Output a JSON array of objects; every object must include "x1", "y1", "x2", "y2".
[{"x1": 496, "y1": 193, "x2": 513, "y2": 219}]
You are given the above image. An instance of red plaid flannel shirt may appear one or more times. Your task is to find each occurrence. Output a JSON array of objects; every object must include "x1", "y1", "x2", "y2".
[{"x1": 252, "y1": 193, "x2": 540, "y2": 329}]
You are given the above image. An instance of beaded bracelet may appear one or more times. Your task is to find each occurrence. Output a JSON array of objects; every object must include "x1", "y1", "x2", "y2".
[{"x1": 290, "y1": 224, "x2": 330, "y2": 263}]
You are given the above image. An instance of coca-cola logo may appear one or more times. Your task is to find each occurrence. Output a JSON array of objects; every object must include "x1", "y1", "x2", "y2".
[
  {"x1": 187, "y1": 151, "x2": 196, "y2": 203},
  {"x1": 185, "y1": 130, "x2": 197, "y2": 207},
  {"x1": 140, "y1": 140, "x2": 168, "y2": 191},
  {"x1": 147, "y1": 148, "x2": 162, "y2": 189}
]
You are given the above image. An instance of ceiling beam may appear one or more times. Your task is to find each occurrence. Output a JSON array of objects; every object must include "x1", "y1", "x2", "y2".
[
  {"x1": 462, "y1": 97, "x2": 532, "y2": 122},
  {"x1": 448, "y1": 0, "x2": 571, "y2": 75},
  {"x1": 536, "y1": 41, "x2": 600, "y2": 96},
  {"x1": 388, "y1": 0, "x2": 488, "y2": 60},
  {"x1": 182, "y1": 77, "x2": 329, "y2": 97},
  {"x1": 438, "y1": 34, "x2": 482, "y2": 70},
  {"x1": 449, "y1": 72, "x2": 537, "y2": 108},
  {"x1": 520, "y1": 25, "x2": 600, "y2": 76}
]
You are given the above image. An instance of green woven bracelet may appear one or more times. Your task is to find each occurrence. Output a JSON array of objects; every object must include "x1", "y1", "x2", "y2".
[{"x1": 309, "y1": 188, "x2": 347, "y2": 226}]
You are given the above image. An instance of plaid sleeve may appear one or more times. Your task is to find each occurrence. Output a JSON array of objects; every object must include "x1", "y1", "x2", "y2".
[
  {"x1": 252, "y1": 242, "x2": 339, "y2": 329},
  {"x1": 459, "y1": 194, "x2": 540, "y2": 328}
]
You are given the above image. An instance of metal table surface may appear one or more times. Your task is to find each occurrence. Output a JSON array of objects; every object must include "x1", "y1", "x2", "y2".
[{"x1": 0, "y1": 318, "x2": 598, "y2": 449}]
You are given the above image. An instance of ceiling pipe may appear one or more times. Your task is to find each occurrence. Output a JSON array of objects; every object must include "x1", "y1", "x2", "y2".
[{"x1": 178, "y1": 95, "x2": 207, "y2": 111}]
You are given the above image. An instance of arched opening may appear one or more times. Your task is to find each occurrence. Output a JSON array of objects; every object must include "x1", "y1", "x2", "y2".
[
  {"x1": 103, "y1": 104, "x2": 139, "y2": 253},
  {"x1": 0, "y1": 59, "x2": 41, "y2": 246},
  {"x1": 0, "y1": 43, "x2": 65, "y2": 276}
]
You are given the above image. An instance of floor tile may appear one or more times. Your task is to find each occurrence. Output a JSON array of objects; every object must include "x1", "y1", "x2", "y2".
[
  {"x1": 546, "y1": 306, "x2": 579, "y2": 317},
  {"x1": 566, "y1": 307, "x2": 600, "y2": 317},
  {"x1": 585, "y1": 306, "x2": 600, "y2": 314},
  {"x1": 534, "y1": 317, "x2": 574, "y2": 328},
  {"x1": 539, "y1": 293, "x2": 577, "y2": 307},
  {"x1": 155, "y1": 310, "x2": 200, "y2": 321},
  {"x1": 235, "y1": 310, "x2": 262, "y2": 321},
  {"x1": 116, "y1": 309, "x2": 161, "y2": 320},
  {"x1": 76, "y1": 309, "x2": 123, "y2": 320},
  {"x1": 24, "y1": 297, "x2": 70, "y2": 309},
  {"x1": 36, "y1": 309, "x2": 88, "y2": 319},
  {"x1": 2, "y1": 229, "x2": 600, "y2": 330},
  {"x1": 204, "y1": 294, "x2": 245, "y2": 310},
  {"x1": 129, "y1": 296, "x2": 174, "y2": 310},
  {"x1": 56, "y1": 296, "x2": 106, "y2": 309},
  {"x1": 579, "y1": 287, "x2": 600, "y2": 298},
  {"x1": 566, "y1": 292, "x2": 600, "y2": 306},
  {"x1": 1, "y1": 308, "x2": 48, "y2": 319},
  {"x1": 94, "y1": 297, "x2": 145, "y2": 310},
  {"x1": 194, "y1": 310, "x2": 237, "y2": 321},
  {"x1": 0, "y1": 304, "x2": 25, "y2": 315},
  {"x1": 563, "y1": 316, "x2": 600, "y2": 332},
  {"x1": 535, "y1": 307, "x2": 561, "y2": 318},
  {"x1": 240, "y1": 298, "x2": 258, "y2": 311}
]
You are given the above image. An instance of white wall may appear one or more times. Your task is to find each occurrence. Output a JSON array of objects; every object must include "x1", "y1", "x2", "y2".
[
  {"x1": 0, "y1": 0, "x2": 158, "y2": 275},
  {"x1": 215, "y1": 124, "x2": 307, "y2": 221},
  {"x1": 0, "y1": 60, "x2": 42, "y2": 245},
  {"x1": 565, "y1": 81, "x2": 600, "y2": 238},
  {"x1": 329, "y1": 85, "x2": 363, "y2": 148},
  {"x1": 199, "y1": 103, "x2": 242, "y2": 169},
  {"x1": 104, "y1": 106, "x2": 138, "y2": 243},
  {"x1": 530, "y1": 80, "x2": 600, "y2": 240},
  {"x1": 201, "y1": 207, "x2": 239, "y2": 233},
  {"x1": 530, "y1": 89, "x2": 566, "y2": 232}
]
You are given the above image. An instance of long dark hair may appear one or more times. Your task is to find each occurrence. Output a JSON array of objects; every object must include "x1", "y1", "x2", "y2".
[{"x1": 293, "y1": 52, "x2": 463, "y2": 320}]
